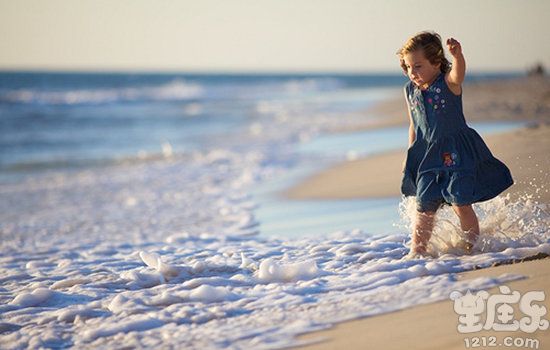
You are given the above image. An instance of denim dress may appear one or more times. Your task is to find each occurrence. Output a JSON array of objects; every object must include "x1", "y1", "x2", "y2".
[{"x1": 400, "y1": 71, "x2": 514, "y2": 212}]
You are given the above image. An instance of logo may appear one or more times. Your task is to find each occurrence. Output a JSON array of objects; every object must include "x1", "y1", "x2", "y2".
[{"x1": 450, "y1": 286, "x2": 548, "y2": 349}]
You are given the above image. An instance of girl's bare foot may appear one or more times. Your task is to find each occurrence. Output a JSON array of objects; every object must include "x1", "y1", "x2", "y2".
[
  {"x1": 404, "y1": 246, "x2": 434, "y2": 260},
  {"x1": 459, "y1": 231, "x2": 478, "y2": 255}
]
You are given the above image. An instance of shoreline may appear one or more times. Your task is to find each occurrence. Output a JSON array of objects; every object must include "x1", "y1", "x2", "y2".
[
  {"x1": 287, "y1": 75, "x2": 550, "y2": 349},
  {"x1": 295, "y1": 256, "x2": 550, "y2": 350}
]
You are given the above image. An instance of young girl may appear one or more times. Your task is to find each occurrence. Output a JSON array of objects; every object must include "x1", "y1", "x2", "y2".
[{"x1": 397, "y1": 31, "x2": 514, "y2": 257}]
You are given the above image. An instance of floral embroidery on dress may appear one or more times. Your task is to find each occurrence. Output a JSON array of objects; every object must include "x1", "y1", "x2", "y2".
[
  {"x1": 421, "y1": 82, "x2": 448, "y2": 113},
  {"x1": 442, "y1": 152, "x2": 458, "y2": 167}
]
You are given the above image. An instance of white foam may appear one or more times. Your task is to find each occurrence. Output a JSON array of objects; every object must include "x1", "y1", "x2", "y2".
[
  {"x1": 82, "y1": 317, "x2": 164, "y2": 342},
  {"x1": 0, "y1": 223, "x2": 548, "y2": 349},
  {"x1": 189, "y1": 285, "x2": 239, "y2": 303},
  {"x1": 50, "y1": 278, "x2": 90, "y2": 290},
  {"x1": 10, "y1": 288, "x2": 53, "y2": 308},
  {"x1": 257, "y1": 258, "x2": 322, "y2": 283},
  {"x1": 2, "y1": 79, "x2": 203, "y2": 105}
]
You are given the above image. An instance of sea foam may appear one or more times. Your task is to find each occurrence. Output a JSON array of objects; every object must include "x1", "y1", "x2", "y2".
[
  {"x1": 1, "y1": 218, "x2": 548, "y2": 349},
  {"x1": 1, "y1": 74, "x2": 548, "y2": 348}
]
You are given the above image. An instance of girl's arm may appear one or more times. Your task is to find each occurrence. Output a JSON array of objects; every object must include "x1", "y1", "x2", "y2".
[
  {"x1": 408, "y1": 114, "x2": 415, "y2": 147},
  {"x1": 445, "y1": 37, "x2": 466, "y2": 95},
  {"x1": 404, "y1": 88, "x2": 416, "y2": 147},
  {"x1": 403, "y1": 88, "x2": 415, "y2": 172}
]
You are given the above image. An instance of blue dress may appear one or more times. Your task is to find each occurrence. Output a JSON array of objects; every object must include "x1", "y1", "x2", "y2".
[{"x1": 401, "y1": 71, "x2": 514, "y2": 212}]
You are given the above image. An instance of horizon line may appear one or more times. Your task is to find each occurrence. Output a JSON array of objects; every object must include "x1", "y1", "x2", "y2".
[{"x1": 0, "y1": 67, "x2": 527, "y2": 76}]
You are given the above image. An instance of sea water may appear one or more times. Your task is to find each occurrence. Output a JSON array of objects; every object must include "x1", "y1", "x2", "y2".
[
  {"x1": 1, "y1": 71, "x2": 548, "y2": 349},
  {"x1": 0, "y1": 72, "x2": 405, "y2": 177}
]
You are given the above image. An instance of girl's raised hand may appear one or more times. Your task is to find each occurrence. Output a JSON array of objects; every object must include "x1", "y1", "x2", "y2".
[{"x1": 446, "y1": 38, "x2": 462, "y2": 57}]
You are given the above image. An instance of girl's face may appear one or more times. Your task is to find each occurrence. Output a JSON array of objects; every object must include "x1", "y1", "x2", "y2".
[{"x1": 403, "y1": 50, "x2": 441, "y2": 90}]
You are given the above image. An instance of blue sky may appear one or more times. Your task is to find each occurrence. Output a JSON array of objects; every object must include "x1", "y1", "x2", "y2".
[{"x1": 1, "y1": 0, "x2": 548, "y2": 72}]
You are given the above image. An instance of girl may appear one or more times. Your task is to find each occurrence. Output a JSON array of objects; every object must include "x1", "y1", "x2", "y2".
[{"x1": 397, "y1": 31, "x2": 513, "y2": 257}]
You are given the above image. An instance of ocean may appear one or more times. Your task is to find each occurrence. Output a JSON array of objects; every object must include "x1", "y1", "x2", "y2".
[
  {"x1": 0, "y1": 72, "x2": 404, "y2": 174},
  {"x1": 0, "y1": 71, "x2": 520, "y2": 178},
  {"x1": 1, "y1": 71, "x2": 548, "y2": 349}
]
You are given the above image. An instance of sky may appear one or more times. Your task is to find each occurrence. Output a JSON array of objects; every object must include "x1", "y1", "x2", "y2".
[{"x1": 0, "y1": 0, "x2": 548, "y2": 73}]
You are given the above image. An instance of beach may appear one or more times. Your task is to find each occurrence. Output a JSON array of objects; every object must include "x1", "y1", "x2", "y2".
[
  {"x1": 2, "y1": 0, "x2": 549, "y2": 348},
  {"x1": 1, "y1": 73, "x2": 549, "y2": 349},
  {"x1": 290, "y1": 75, "x2": 550, "y2": 349},
  {"x1": 297, "y1": 257, "x2": 550, "y2": 350}
]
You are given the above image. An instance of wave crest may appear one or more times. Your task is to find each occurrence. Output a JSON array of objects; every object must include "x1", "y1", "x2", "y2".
[{"x1": 0, "y1": 79, "x2": 203, "y2": 105}]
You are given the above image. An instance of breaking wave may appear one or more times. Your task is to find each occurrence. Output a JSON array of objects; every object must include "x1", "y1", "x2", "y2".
[{"x1": 0, "y1": 79, "x2": 204, "y2": 105}]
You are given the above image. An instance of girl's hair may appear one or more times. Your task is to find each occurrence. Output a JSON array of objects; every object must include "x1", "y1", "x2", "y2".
[{"x1": 397, "y1": 31, "x2": 451, "y2": 74}]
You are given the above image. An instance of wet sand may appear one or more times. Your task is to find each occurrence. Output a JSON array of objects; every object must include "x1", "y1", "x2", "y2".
[{"x1": 296, "y1": 257, "x2": 550, "y2": 350}]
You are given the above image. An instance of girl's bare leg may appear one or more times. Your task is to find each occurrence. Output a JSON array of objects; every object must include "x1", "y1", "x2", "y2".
[
  {"x1": 411, "y1": 210, "x2": 436, "y2": 254},
  {"x1": 452, "y1": 204, "x2": 480, "y2": 250}
]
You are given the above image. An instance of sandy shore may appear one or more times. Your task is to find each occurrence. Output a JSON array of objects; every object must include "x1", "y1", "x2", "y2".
[
  {"x1": 288, "y1": 75, "x2": 550, "y2": 349},
  {"x1": 296, "y1": 257, "x2": 550, "y2": 350}
]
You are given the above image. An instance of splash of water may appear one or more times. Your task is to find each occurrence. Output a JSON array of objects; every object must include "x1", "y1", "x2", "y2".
[{"x1": 396, "y1": 191, "x2": 550, "y2": 257}]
